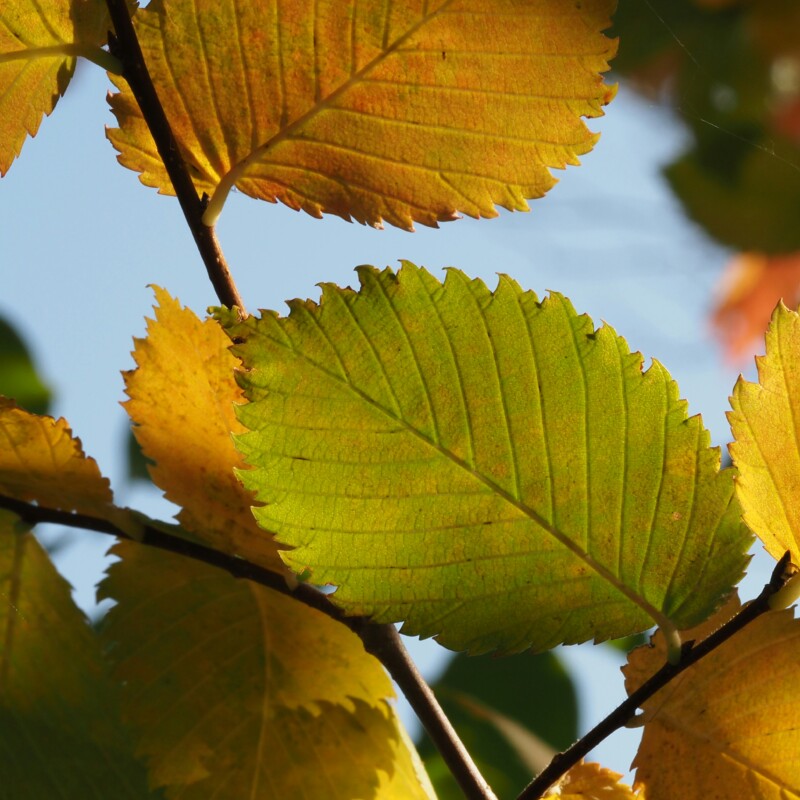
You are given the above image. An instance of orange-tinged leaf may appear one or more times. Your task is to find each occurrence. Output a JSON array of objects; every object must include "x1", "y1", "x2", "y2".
[
  {"x1": 124, "y1": 288, "x2": 284, "y2": 572},
  {"x1": 729, "y1": 302, "x2": 800, "y2": 561},
  {"x1": 99, "y1": 541, "x2": 433, "y2": 799},
  {"x1": 0, "y1": 0, "x2": 113, "y2": 175},
  {"x1": 0, "y1": 397, "x2": 112, "y2": 515},
  {"x1": 546, "y1": 761, "x2": 640, "y2": 799},
  {"x1": 108, "y1": 0, "x2": 617, "y2": 230},
  {"x1": 624, "y1": 595, "x2": 800, "y2": 800},
  {"x1": 712, "y1": 252, "x2": 800, "y2": 363}
]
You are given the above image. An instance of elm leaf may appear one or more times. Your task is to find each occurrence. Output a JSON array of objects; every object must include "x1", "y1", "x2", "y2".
[
  {"x1": 124, "y1": 287, "x2": 285, "y2": 572},
  {"x1": 0, "y1": 513, "x2": 154, "y2": 799},
  {"x1": 99, "y1": 541, "x2": 432, "y2": 799},
  {"x1": 220, "y1": 263, "x2": 751, "y2": 654},
  {"x1": 0, "y1": 0, "x2": 115, "y2": 174},
  {"x1": 107, "y1": 0, "x2": 616, "y2": 230},
  {"x1": 729, "y1": 301, "x2": 800, "y2": 561},
  {"x1": 624, "y1": 595, "x2": 800, "y2": 800}
]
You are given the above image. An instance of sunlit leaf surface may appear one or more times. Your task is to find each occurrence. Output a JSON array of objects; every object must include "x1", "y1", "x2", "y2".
[
  {"x1": 624, "y1": 596, "x2": 800, "y2": 800},
  {"x1": 100, "y1": 541, "x2": 432, "y2": 799},
  {"x1": 729, "y1": 301, "x2": 800, "y2": 561},
  {"x1": 0, "y1": 0, "x2": 111, "y2": 174},
  {"x1": 124, "y1": 287, "x2": 284, "y2": 572},
  {"x1": 108, "y1": 0, "x2": 616, "y2": 229},
  {"x1": 0, "y1": 513, "x2": 154, "y2": 799},
  {"x1": 0, "y1": 397, "x2": 112, "y2": 515},
  {"x1": 546, "y1": 761, "x2": 639, "y2": 799},
  {"x1": 221, "y1": 263, "x2": 750, "y2": 654}
]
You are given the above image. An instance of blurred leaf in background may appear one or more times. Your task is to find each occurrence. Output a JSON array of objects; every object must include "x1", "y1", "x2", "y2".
[
  {"x1": 417, "y1": 650, "x2": 577, "y2": 799},
  {"x1": 0, "y1": 316, "x2": 51, "y2": 414},
  {"x1": 612, "y1": 0, "x2": 800, "y2": 359}
]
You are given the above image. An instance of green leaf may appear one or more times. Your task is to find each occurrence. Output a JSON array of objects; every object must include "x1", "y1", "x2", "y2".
[
  {"x1": 0, "y1": 511, "x2": 154, "y2": 799},
  {"x1": 221, "y1": 263, "x2": 751, "y2": 654},
  {"x1": 0, "y1": 316, "x2": 51, "y2": 414},
  {"x1": 99, "y1": 541, "x2": 433, "y2": 799},
  {"x1": 418, "y1": 650, "x2": 577, "y2": 799},
  {"x1": 666, "y1": 135, "x2": 800, "y2": 253}
]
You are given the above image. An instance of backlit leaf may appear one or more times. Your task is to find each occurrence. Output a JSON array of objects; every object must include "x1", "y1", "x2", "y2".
[
  {"x1": 546, "y1": 761, "x2": 639, "y2": 799},
  {"x1": 221, "y1": 263, "x2": 750, "y2": 654},
  {"x1": 107, "y1": 0, "x2": 617, "y2": 230},
  {"x1": 624, "y1": 595, "x2": 800, "y2": 800},
  {"x1": 0, "y1": 0, "x2": 112, "y2": 175},
  {"x1": 100, "y1": 541, "x2": 432, "y2": 798},
  {"x1": 124, "y1": 287, "x2": 284, "y2": 572},
  {"x1": 729, "y1": 301, "x2": 800, "y2": 561},
  {"x1": 0, "y1": 397, "x2": 112, "y2": 515},
  {"x1": 0, "y1": 512, "x2": 154, "y2": 799}
]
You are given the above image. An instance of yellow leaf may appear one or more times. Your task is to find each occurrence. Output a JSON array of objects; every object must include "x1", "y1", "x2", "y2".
[
  {"x1": 624, "y1": 595, "x2": 800, "y2": 800},
  {"x1": 108, "y1": 0, "x2": 617, "y2": 230},
  {"x1": 0, "y1": 397, "x2": 112, "y2": 515},
  {"x1": 100, "y1": 541, "x2": 433, "y2": 798},
  {"x1": 0, "y1": 0, "x2": 112, "y2": 175},
  {"x1": 729, "y1": 302, "x2": 800, "y2": 561},
  {"x1": 546, "y1": 761, "x2": 640, "y2": 800},
  {"x1": 124, "y1": 287, "x2": 284, "y2": 572}
]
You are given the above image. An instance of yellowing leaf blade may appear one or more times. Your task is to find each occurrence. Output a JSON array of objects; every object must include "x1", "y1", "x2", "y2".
[
  {"x1": 625, "y1": 596, "x2": 800, "y2": 800},
  {"x1": 107, "y1": 0, "x2": 616, "y2": 229},
  {"x1": 124, "y1": 288, "x2": 284, "y2": 571},
  {"x1": 99, "y1": 541, "x2": 432, "y2": 798},
  {"x1": 547, "y1": 761, "x2": 639, "y2": 800},
  {"x1": 0, "y1": 397, "x2": 113, "y2": 515},
  {"x1": 220, "y1": 264, "x2": 750, "y2": 654},
  {"x1": 0, "y1": 512, "x2": 153, "y2": 799},
  {"x1": 729, "y1": 302, "x2": 800, "y2": 561},
  {"x1": 0, "y1": 0, "x2": 111, "y2": 175}
]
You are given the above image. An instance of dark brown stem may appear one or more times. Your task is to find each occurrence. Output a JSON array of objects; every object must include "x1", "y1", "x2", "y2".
[
  {"x1": 0, "y1": 492, "x2": 495, "y2": 799},
  {"x1": 517, "y1": 552, "x2": 793, "y2": 800},
  {"x1": 103, "y1": 0, "x2": 245, "y2": 312},
  {"x1": 360, "y1": 624, "x2": 498, "y2": 800}
]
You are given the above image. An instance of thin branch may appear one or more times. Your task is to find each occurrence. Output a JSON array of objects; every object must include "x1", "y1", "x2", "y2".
[
  {"x1": 360, "y1": 624, "x2": 498, "y2": 800},
  {"x1": 0, "y1": 493, "x2": 346, "y2": 623},
  {"x1": 517, "y1": 552, "x2": 793, "y2": 800},
  {"x1": 0, "y1": 492, "x2": 496, "y2": 800},
  {"x1": 103, "y1": 0, "x2": 245, "y2": 312}
]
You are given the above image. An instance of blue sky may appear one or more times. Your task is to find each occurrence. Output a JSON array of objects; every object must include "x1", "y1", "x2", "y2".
[{"x1": 0, "y1": 58, "x2": 772, "y2": 780}]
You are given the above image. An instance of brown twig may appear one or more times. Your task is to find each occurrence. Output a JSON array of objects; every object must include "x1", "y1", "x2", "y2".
[
  {"x1": 517, "y1": 552, "x2": 793, "y2": 800},
  {"x1": 0, "y1": 493, "x2": 496, "y2": 800},
  {"x1": 360, "y1": 623, "x2": 498, "y2": 800},
  {"x1": 103, "y1": 0, "x2": 245, "y2": 312}
]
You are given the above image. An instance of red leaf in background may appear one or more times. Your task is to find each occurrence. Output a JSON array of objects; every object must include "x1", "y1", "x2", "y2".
[{"x1": 712, "y1": 252, "x2": 800, "y2": 362}]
